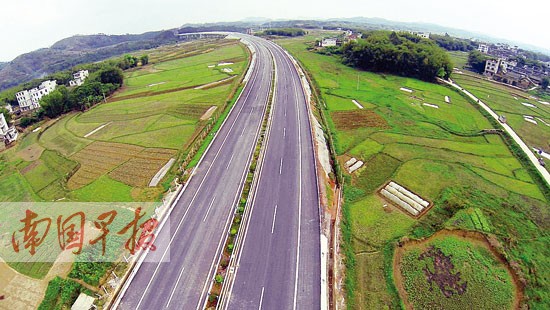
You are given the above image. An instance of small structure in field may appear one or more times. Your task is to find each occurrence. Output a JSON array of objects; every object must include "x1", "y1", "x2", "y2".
[
  {"x1": 71, "y1": 293, "x2": 95, "y2": 310},
  {"x1": 345, "y1": 157, "x2": 364, "y2": 173},
  {"x1": 521, "y1": 102, "x2": 536, "y2": 108},
  {"x1": 400, "y1": 87, "x2": 413, "y2": 93},
  {"x1": 523, "y1": 116, "x2": 538, "y2": 125},
  {"x1": 379, "y1": 181, "x2": 431, "y2": 217},
  {"x1": 423, "y1": 103, "x2": 439, "y2": 109},
  {"x1": 444, "y1": 96, "x2": 451, "y2": 103},
  {"x1": 352, "y1": 100, "x2": 364, "y2": 109}
]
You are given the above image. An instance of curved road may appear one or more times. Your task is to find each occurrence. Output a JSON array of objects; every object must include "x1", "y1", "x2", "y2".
[
  {"x1": 223, "y1": 39, "x2": 321, "y2": 310},
  {"x1": 114, "y1": 34, "x2": 321, "y2": 310},
  {"x1": 116, "y1": 35, "x2": 273, "y2": 310}
]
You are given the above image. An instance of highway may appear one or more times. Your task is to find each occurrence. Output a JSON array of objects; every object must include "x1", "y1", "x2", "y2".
[
  {"x1": 223, "y1": 39, "x2": 321, "y2": 309},
  {"x1": 116, "y1": 35, "x2": 274, "y2": 310}
]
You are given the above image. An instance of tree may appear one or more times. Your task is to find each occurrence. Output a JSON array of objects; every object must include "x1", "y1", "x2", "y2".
[
  {"x1": 94, "y1": 66, "x2": 124, "y2": 86},
  {"x1": 341, "y1": 31, "x2": 453, "y2": 82},
  {"x1": 40, "y1": 88, "x2": 67, "y2": 118},
  {"x1": 468, "y1": 50, "x2": 489, "y2": 73},
  {"x1": 542, "y1": 77, "x2": 550, "y2": 90},
  {"x1": 140, "y1": 55, "x2": 149, "y2": 66}
]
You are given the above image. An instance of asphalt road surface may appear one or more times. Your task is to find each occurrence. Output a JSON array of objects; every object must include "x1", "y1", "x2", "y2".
[
  {"x1": 224, "y1": 39, "x2": 321, "y2": 310},
  {"x1": 117, "y1": 36, "x2": 274, "y2": 310}
]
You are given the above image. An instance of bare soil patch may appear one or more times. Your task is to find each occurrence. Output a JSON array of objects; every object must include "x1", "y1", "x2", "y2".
[
  {"x1": 19, "y1": 160, "x2": 41, "y2": 175},
  {"x1": 16, "y1": 144, "x2": 44, "y2": 162},
  {"x1": 331, "y1": 110, "x2": 390, "y2": 130}
]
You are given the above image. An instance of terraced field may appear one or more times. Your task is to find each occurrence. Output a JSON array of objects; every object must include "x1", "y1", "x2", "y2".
[
  {"x1": 0, "y1": 39, "x2": 249, "y2": 284},
  {"x1": 0, "y1": 39, "x2": 248, "y2": 204},
  {"x1": 278, "y1": 32, "x2": 548, "y2": 309},
  {"x1": 451, "y1": 72, "x2": 550, "y2": 167}
]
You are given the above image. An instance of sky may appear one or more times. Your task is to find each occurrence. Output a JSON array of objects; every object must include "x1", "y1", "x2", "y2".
[{"x1": 2, "y1": 0, "x2": 549, "y2": 61}]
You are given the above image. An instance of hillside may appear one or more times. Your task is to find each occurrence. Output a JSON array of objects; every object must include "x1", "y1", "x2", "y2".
[{"x1": 0, "y1": 30, "x2": 180, "y2": 91}]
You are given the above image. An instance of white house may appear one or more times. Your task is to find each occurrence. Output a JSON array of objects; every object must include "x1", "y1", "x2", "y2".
[
  {"x1": 15, "y1": 80, "x2": 57, "y2": 111},
  {"x1": 69, "y1": 70, "x2": 89, "y2": 87},
  {"x1": 478, "y1": 44, "x2": 489, "y2": 54},
  {"x1": 484, "y1": 58, "x2": 501, "y2": 76},
  {"x1": 408, "y1": 31, "x2": 430, "y2": 39},
  {"x1": 320, "y1": 38, "x2": 338, "y2": 47},
  {"x1": 0, "y1": 113, "x2": 18, "y2": 144}
]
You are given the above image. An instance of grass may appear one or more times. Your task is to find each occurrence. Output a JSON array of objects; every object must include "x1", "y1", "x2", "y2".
[
  {"x1": 38, "y1": 114, "x2": 92, "y2": 157},
  {"x1": 447, "y1": 51, "x2": 469, "y2": 69},
  {"x1": 7, "y1": 262, "x2": 53, "y2": 280},
  {"x1": 119, "y1": 42, "x2": 247, "y2": 98},
  {"x1": 277, "y1": 31, "x2": 549, "y2": 309},
  {"x1": 398, "y1": 235, "x2": 515, "y2": 310},
  {"x1": 69, "y1": 175, "x2": 134, "y2": 202},
  {"x1": 451, "y1": 72, "x2": 550, "y2": 157}
]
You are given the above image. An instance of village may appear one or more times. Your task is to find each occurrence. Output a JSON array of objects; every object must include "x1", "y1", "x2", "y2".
[
  {"x1": 478, "y1": 43, "x2": 550, "y2": 88},
  {"x1": 0, "y1": 70, "x2": 89, "y2": 147}
]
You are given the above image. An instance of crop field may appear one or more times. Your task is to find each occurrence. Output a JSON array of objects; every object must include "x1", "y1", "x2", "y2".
[
  {"x1": 447, "y1": 51, "x2": 469, "y2": 69},
  {"x1": 114, "y1": 40, "x2": 247, "y2": 98},
  {"x1": 278, "y1": 32, "x2": 548, "y2": 309},
  {"x1": 396, "y1": 232, "x2": 517, "y2": 310},
  {"x1": 451, "y1": 72, "x2": 550, "y2": 158},
  {"x1": 331, "y1": 110, "x2": 390, "y2": 130},
  {"x1": 0, "y1": 39, "x2": 248, "y2": 201},
  {"x1": 0, "y1": 39, "x2": 249, "y2": 283}
]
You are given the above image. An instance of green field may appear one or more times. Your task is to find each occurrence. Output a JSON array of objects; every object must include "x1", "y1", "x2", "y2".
[
  {"x1": 0, "y1": 39, "x2": 248, "y2": 204},
  {"x1": 0, "y1": 39, "x2": 249, "y2": 280},
  {"x1": 277, "y1": 32, "x2": 549, "y2": 309},
  {"x1": 451, "y1": 72, "x2": 550, "y2": 167},
  {"x1": 398, "y1": 234, "x2": 515, "y2": 310},
  {"x1": 447, "y1": 51, "x2": 469, "y2": 69}
]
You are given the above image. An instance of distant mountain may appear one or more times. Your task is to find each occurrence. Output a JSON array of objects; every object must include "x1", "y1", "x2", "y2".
[
  {"x1": 2, "y1": 16, "x2": 548, "y2": 92},
  {"x1": 0, "y1": 30, "x2": 180, "y2": 91}
]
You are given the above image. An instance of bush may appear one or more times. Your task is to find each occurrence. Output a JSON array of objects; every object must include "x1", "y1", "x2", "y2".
[
  {"x1": 215, "y1": 274, "x2": 224, "y2": 284},
  {"x1": 19, "y1": 115, "x2": 39, "y2": 127},
  {"x1": 38, "y1": 277, "x2": 85, "y2": 310}
]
